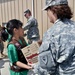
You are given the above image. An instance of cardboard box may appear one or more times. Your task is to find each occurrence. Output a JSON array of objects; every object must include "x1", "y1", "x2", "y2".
[{"x1": 22, "y1": 42, "x2": 39, "y2": 64}]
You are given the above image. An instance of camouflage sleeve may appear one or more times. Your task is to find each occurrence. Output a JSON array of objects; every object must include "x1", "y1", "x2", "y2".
[
  {"x1": 38, "y1": 30, "x2": 75, "y2": 74},
  {"x1": 38, "y1": 32, "x2": 57, "y2": 74},
  {"x1": 23, "y1": 21, "x2": 31, "y2": 30},
  {"x1": 51, "y1": 33, "x2": 75, "y2": 63},
  {"x1": 54, "y1": 33, "x2": 75, "y2": 63},
  {"x1": 23, "y1": 18, "x2": 38, "y2": 30}
]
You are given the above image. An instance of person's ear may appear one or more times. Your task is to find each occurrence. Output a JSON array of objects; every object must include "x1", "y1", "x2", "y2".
[{"x1": 13, "y1": 28, "x2": 17, "y2": 32}]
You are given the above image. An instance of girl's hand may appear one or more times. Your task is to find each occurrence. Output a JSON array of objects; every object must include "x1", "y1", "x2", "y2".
[
  {"x1": 27, "y1": 65, "x2": 33, "y2": 69},
  {"x1": 28, "y1": 63, "x2": 34, "y2": 69}
]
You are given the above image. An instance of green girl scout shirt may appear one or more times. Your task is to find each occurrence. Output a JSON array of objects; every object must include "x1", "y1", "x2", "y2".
[{"x1": 7, "y1": 39, "x2": 28, "y2": 75}]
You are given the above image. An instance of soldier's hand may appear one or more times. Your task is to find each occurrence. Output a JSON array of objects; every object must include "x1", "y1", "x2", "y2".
[
  {"x1": 37, "y1": 40, "x2": 42, "y2": 46},
  {"x1": 24, "y1": 33, "x2": 27, "y2": 36}
]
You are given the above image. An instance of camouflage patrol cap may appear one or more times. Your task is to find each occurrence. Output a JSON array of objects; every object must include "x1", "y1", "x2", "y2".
[
  {"x1": 43, "y1": 0, "x2": 68, "y2": 10},
  {"x1": 24, "y1": 9, "x2": 31, "y2": 16}
]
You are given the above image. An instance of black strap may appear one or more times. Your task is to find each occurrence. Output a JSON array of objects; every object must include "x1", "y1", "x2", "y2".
[{"x1": 8, "y1": 39, "x2": 28, "y2": 72}]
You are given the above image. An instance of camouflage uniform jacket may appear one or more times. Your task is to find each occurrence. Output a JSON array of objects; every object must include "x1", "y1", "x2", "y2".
[
  {"x1": 38, "y1": 19, "x2": 75, "y2": 75},
  {"x1": 23, "y1": 16, "x2": 39, "y2": 39}
]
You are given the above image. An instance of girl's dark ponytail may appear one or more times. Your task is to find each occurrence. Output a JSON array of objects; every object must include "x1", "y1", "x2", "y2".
[{"x1": 1, "y1": 27, "x2": 8, "y2": 42}]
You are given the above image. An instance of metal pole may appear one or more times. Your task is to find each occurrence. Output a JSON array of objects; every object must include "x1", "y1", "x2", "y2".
[
  {"x1": 0, "y1": 70, "x2": 1, "y2": 75},
  {"x1": 32, "y1": 0, "x2": 34, "y2": 17}
]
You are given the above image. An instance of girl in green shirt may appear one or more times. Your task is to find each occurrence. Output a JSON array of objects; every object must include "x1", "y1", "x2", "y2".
[{"x1": 1, "y1": 19, "x2": 33, "y2": 75}]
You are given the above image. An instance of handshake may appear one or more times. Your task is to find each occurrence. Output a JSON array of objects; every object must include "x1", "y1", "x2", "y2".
[
  {"x1": 28, "y1": 63, "x2": 48, "y2": 75},
  {"x1": 24, "y1": 33, "x2": 27, "y2": 36}
]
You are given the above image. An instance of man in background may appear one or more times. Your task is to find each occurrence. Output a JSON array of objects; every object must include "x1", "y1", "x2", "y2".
[{"x1": 23, "y1": 9, "x2": 40, "y2": 44}]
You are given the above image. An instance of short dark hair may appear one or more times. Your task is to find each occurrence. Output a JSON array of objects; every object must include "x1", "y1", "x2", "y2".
[{"x1": 46, "y1": 4, "x2": 73, "y2": 20}]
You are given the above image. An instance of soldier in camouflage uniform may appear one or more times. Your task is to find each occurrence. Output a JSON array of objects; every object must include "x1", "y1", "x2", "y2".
[
  {"x1": 23, "y1": 9, "x2": 40, "y2": 44},
  {"x1": 36, "y1": 0, "x2": 75, "y2": 75}
]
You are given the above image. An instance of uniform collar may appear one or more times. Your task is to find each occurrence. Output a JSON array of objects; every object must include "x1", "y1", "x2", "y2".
[
  {"x1": 28, "y1": 16, "x2": 33, "y2": 20},
  {"x1": 54, "y1": 19, "x2": 60, "y2": 24}
]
